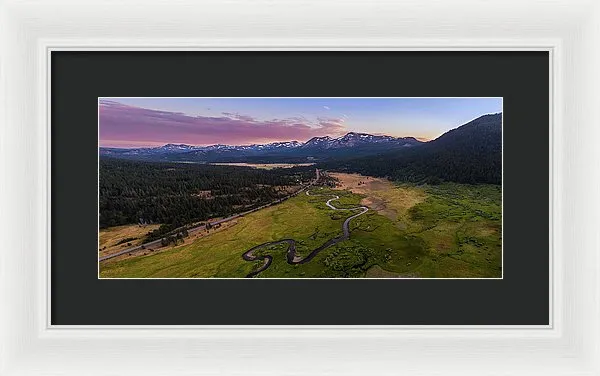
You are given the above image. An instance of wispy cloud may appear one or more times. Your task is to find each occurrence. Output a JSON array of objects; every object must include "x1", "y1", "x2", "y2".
[
  {"x1": 99, "y1": 100, "x2": 347, "y2": 147},
  {"x1": 323, "y1": 106, "x2": 330, "y2": 110}
]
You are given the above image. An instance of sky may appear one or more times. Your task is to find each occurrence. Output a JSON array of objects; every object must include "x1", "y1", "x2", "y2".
[{"x1": 99, "y1": 97, "x2": 502, "y2": 148}]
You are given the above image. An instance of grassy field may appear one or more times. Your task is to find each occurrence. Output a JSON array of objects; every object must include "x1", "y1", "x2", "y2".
[
  {"x1": 98, "y1": 224, "x2": 161, "y2": 257},
  {"x1": 100, "y1": 187, "x2": 354, "y2": 278},
  {"x1": 406, "y1": 183, "x2": 502, "y2": 278},
  {"x1": 331, "y1": 173, "x2": 502, "y2": 278},
  {"x1": 100, "y1": 175, "x2": 502, "y2": 278}
]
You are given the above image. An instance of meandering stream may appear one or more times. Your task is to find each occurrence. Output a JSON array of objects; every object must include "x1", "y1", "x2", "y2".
[{"x1": 241, "y1": 190, "x2": 368, "y2": 277}]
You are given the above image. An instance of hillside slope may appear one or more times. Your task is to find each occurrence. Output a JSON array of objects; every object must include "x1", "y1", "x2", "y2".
[{"x1": 321, "y1": 113, "x2": 502, "y2": 184}]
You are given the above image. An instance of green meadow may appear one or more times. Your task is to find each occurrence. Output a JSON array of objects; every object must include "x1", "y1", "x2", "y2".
[{"x1": 100, "y1": 183, "x2": 502, "y2": 278}]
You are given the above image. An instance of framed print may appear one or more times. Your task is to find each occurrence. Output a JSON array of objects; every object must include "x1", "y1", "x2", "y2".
[
  {"x1": 1, "y1": 0, "x2": 600, "y2": 375},
  {"x1": 53, "y1": 51, "x2": 544, "y2": 326}
]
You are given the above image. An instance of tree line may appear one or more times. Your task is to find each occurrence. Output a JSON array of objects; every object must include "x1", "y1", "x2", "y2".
[{"x1": 99, "y1": 158, "x2": 315, "y2": 231}]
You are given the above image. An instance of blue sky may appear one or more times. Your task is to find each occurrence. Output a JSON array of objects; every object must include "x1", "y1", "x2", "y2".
[{"x1": 99, "y1": 97, "x2": 502, "y2": 147}]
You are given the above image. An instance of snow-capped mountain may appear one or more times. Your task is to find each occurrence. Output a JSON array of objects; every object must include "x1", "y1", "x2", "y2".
[
  {"x1": 302, "y1": 132, "x2": 421, "y2": 149},
  {"x1": 302, "y1": 136, "x2": 334, "y2": 148},
  {"x1": 160, "y1": 143, "x2": 200, "y2": 151},
  {"x1": 99, "y1": 132, "x2": 423, "y2": 162},
  {"x1": 245, "y1": 141, "x2": 303, "y2": 150},
  {"x1": 265, "y1": 141, "x2": 303, "y2": 148}
]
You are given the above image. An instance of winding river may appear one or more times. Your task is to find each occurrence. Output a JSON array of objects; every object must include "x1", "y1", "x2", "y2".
[{"x1": 241, "y1": 190, "x2": 369, "y2": 277}]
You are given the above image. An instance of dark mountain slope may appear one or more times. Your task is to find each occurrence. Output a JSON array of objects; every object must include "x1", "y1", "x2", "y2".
[{"x1": 321, "y1": 113, "x2": 502, "y2": 184}]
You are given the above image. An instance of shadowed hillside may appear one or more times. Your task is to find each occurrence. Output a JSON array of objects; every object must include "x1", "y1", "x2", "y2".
[{"x1": 321, "y1": 113, "x2": 502, "y2": 184}]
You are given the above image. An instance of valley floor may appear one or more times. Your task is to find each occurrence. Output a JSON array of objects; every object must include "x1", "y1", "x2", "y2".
[{"x1": 99, "y1": 173, "x2": 502, "y2": 278}]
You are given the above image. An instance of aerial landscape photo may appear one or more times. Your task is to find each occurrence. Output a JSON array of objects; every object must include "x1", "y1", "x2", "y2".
[{"x1": 99, "y1": 97, "x2": 502, "y2": 278}]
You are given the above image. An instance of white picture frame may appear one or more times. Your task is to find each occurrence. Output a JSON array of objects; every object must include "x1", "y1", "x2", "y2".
[{"x1": 1, "y1": 0, "x2": 598, "y2": 375}]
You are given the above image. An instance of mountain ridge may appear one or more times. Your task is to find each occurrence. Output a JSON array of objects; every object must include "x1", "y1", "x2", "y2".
[
  {"x1": 99, "y1": 112, "x2": 502, "y2": 175},
  {"x1": 101, "y1": 131, "x2": 423, "y2": 152},
  {"x1": 99, "y1": 131, "x2": 425, "y2": 162},
  {"x1": 321, "y1": 112, "x2": 502, "y2": 184}
]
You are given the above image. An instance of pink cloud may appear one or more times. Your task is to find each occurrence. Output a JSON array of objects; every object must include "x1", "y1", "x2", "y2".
[{"x1": 99, "y1": 101, "x2": 347, "y2": 147}]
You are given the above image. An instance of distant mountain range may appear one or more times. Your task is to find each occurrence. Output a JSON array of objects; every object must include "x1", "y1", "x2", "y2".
[
  {"x1": 100, "y1": 113, "x2": 502, "y2": 184},
  {"x1": 100, "y1": 132, "x2": 423, "y2": 163}
]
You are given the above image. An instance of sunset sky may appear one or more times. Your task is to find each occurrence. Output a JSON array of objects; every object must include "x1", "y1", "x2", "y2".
[{"x1": 99, "y1": 97, "x2": 502, "y2": 148}]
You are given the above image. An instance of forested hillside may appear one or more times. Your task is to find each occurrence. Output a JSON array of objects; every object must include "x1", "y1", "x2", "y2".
[
  {"x1": 99, "y1": 159, "x2": 314, "y2": 230},
  {"x1": 321, "y1": 113, "x2": 502, "y2": 184}
]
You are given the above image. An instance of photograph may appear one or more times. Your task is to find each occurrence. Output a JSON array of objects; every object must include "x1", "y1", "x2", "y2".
[{"x1": 98, "y1": 97, "x2": 502, "y2": 279}]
